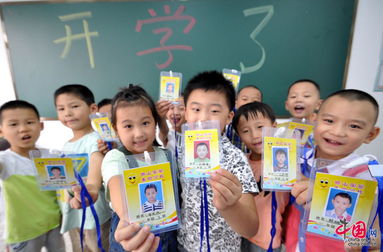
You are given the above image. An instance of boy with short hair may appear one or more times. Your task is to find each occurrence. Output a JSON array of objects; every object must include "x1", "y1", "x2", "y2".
[
  {"x1": 232, "y1": 101, "x2": 289, "y2": 251},
  {"x1": 325, "y1": 192, "x2": 352, "y2": 222},
  {"x1": 54, "y1": 84, "x2": 111, "y2": 252},
  {"x1": 97, "y1": 98, "x2": 112, "y2": 114},
  {"x1": 284, "y1": 89, "x2": 380, "y2": 251},
  {"x1": 114, "y1": 71, "x2": 259, "y2": 251},
  {"x1": 142, "y1": 184, "x2": 163, "y2": 213},
  {"x1": 0, "y1": 100, "x2": 64, "y2": 252},
  {"x1": 285, "y1": 79, "x2": 322, "y2": 121},
  {"x1": 227, "y1": 85, "x2": 263, "y2": 152}
]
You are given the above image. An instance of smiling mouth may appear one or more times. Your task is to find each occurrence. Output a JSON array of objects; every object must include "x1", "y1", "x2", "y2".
[
  {"x1": 21, "y1": 135, "x2": 32, "y2": 140},
  {"x1": 324, "y1": 138, "x2": 343, "y2": 146},
  {"x1": 294, "y1": 105, "x2": 305, "y2": 113}
]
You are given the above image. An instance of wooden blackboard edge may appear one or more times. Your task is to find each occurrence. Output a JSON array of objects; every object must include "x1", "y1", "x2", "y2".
[
  {"x1": 0, "y1": 7, "x2": 18, "y2": 100},
  {"x1": 342, "y1": 0, "x2": 359, "y2": 89}
]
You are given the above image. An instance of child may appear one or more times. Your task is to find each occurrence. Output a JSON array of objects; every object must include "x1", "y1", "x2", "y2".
[
  {"x1": 97, "y1": 98, "x2": 112, "y2": 114},
  {"x1": 235, "y1": 85, "x2": 263, "y2": 109},
  {"x1": 284, "y1": 89, "x2": 381, "y2": 251},
  {"x1": 142, "y1": 184, "x2": 164, "y2": 213},
  {"x1": 273, "y1": 149, "x2": 288, "y2": 173},
  {"x1": 50, "y1": 166, "x2": 65, "y2": 180},
  {"x1": 285, "y1": 79, "x2": 322, "y2": 121},
  {"x1": 54, "y1": 84, "x2": 111, "y2": 252},
  {"x1": 100, "y1": 85, "x2": 177, "y2": 251},
  {"x1": 232, "y1": 101, "x2": 289, "y2": 251},
  {"x1": 115, "y1": 72, "x2": 260, "y2": 251},
  {"x1": 325, "y1": 192, "x2": 352, "y2": 222},
  {"x1": 227, "y1": 85, "x2": 263, "y2": 152},
  {"x1": 194, "y1": 142, "x2": 210, "y2": 163},
  {"x1": 0, "y1": 100, "x2": 64, "y2": 252}
]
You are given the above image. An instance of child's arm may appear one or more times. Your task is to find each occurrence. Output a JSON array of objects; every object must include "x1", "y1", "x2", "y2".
[
  {"x1": 291, "y1": 179, "x2": 310, "y2": 205},
  {"x1": 156, "y1": 100, "x2": 171, "y2": 145},
  {"x1": 209, "y1": 169, "x2": 259, "y2": 238}
]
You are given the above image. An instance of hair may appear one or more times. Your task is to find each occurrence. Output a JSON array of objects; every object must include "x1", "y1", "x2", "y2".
[
  {"x1": 144, "y1": 184, "x2": 158, "y2": 193},
  {"x1": 237, "y1": 85, "x2": 263, "y2": 101},
  {"x1": 333, "y1": 192, "x2": 352, "y2": 204},
  {"x1": 97, "y1": 98, "x2": 112, "y2": 108},
  {"x1": 183, "y1": 70, "x2": 236, "y2": 111},
  {"x1": 275, "y1": 148, "x2": 287, "y2": 156},
  {"x1": 196, "y1": 142, "x2": 209, "y2": 149},
  {"x1": 232, "y1": 101, "x2": 276, "y2": 134},
  {"x1": 0, "y1": 100, "x2": 40, "y2": 124},
  {"x1": 111, "y1": 84, "x2": 161, "y2": 129},
  {"x1": 50, "y1": 166, "x2": 61, "y2": 172},
  {"x1": 287, "y1": 79, "x2": 320, "y2": 95},
  {"x1": 322, "y1": 89, "x2": 379, "y2": 124},
  {"x1": 54, "y1": 84, "x2": 95, "y2": 106}
]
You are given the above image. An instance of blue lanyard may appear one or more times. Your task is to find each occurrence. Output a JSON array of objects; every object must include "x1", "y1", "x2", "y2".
[
  {"x1": 74, "y1": 170, "x2": 105, "y2": 252},
  {"x1": 199, "y1": 179, "x2": 210, "y2": 252},
  {"x1": 267, "y1": 191, "x2": 277, "y2": 252}
]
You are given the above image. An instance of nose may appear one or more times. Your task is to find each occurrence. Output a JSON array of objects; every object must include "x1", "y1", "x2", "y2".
[
  {"x1": 133, "y1": 126, "x2": 144, "y2": 139},
  {"x1": 64, "y1": 108, "x2": 72, "y2": 117},
  {"x1": 329, "y1": 122, "x2": 346, "y2": 137},
  {"x1": 18, "y1": 122, "x2": 29, "y2": 132},
  {"x1": 199, "y1": 110, "x2": 210, "y2": 122}
]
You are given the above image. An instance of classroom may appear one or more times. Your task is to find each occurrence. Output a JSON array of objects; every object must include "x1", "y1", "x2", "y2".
[{"x1": 0, "y1": 0, "x2": 382, "y2": 251}]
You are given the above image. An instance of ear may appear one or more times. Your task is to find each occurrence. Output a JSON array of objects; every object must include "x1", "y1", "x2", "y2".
[
  {"x1": 363, "y1": 126, "x2": 380, "y2": 144},
  {"x1": 226, "y1": 110, "x2": 234, "y2": 126},
  {"x1": 90, "y1": 103, "x2": 98, "y2": 114},
  {"x1": 285, "y1": 100, "x2": 289, "y2": 111},
  {"x1": 39, "y1": 122, "x2": 44, "y2": 131},
  {"x1": 315, "y1": 99, "x2": 323, "y2": 110},
  {"x1": 272, "y1": 121, "x2": 277, "y2": 127}
]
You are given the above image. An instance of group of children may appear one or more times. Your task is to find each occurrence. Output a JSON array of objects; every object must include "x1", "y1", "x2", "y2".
[{"x1": 0, "y1": 71, "x2": 381, "y2": 252}]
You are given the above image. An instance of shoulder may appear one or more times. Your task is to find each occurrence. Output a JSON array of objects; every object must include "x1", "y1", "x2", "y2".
[{"x1": 104, "y1": 149, "x2": 125, "y2": 163}]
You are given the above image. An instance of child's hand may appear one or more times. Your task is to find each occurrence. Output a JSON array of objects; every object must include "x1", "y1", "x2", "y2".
[
  {"x1": 114, "y1": 220, "x2": 160, "y2": 252},
  {"x1": 291, "y1": 180, "x2": 310, "y2": 205},
  {"x1": 209, "y1": 169, "x2": 242, "y2": 211},
  {"x1": 156, "y1": 100, "x2": 171, "y2": 118},
  {"x1": 97, "y1": 139, "x2": 114, "y2": 155}
]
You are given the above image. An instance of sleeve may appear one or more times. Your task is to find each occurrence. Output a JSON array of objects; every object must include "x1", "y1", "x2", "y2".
[
  {"x1": 88, "y1": 132, "x2": 101, "y2": 155},
  {"x1": 231, "y1": 150, "x2": 259, "y2": 194},
  {"x1": 101, "y1": 149, "x2": 129, "y2": 199}
]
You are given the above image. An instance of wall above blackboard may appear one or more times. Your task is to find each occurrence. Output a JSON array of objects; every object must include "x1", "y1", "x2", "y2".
[{"x1": 1, "y1": 0, "x2": 355, "y2": 117}]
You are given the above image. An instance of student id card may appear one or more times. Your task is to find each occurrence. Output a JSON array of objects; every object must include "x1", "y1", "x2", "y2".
[
  {"x1": 159, "y1": 71, "x2": 182, "y2": 102},
  {"x1": 307, "y1": 173, "x2": 377, "y2": 241},
  {"x1": 33, "y1": 157, "x2": 76, "y2": 190},
  {"x1": 91, "y1": 114, "x2": 117, "y2": 142},
  {"x1": 278, "y1": 122, "x2": 314, "y2": 146},
  {"x1": 122, "y1": 162, "x2": 179, "y2": 233},
  {"x1": 184, "y1": 128, "x2": 220, "y2": 178},
  {"x1": 262, "y1": 137, "x2": 297, "y2": 190},
  {"x1": 223, "y1": 69, "x2": 241, "y2": 91}
]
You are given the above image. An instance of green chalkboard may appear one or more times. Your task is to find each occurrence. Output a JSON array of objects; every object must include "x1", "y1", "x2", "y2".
[{"x1": 1, "y1": 0, "x2": 355, "y2": 117}]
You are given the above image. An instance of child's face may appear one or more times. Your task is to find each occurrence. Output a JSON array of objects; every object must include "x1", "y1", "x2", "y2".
[
  {"x1": 0, "y1": 108, "x2": 42, "y2": 156},
  {"x1": 293, "y1": 129, "x2": 303, "y2": 139},
  {"x1": 166, "y1": 84, "x2": 174, "y2": 93},
  {"x1": 114, "y1": 105, "x2": 156, "y2": 154},
  {"x1": 52, "y1": 169, "x2": 61, "y2": 178},
  {"x1": 56, "y1": 94, "x2": 97, "y2": 131},
  {"x1": 196, "y1": 144, "x2": 208, "y2": 159},
  {"x1": 145, "y1": 188, "x2": 157, "y2": 203},
  {"x1": 285, "y1": 82, "x2": 321, "y2": 119},
  {"x1": 235, "y1": 87, "x2": 262, "y2": 109},
  {"x1": 276, "y1": 152, "x2": 286, "y2": 165},
  {"x1": 98, "y1": 104, "x2": 112, "y2": 115},
  {"x1": 332, "y1": 196, "x2": 351, "y2": 214},
  {"x1": 166, "y1": 98, "x2": 186, "y2": 130},
  {"x1": 237, "y1": 113, "x2": 275, "y2": 155},
  {"x1": 315, "y1": 96, "x2": 380, "y2": 160},
  {"x1": 185, "y1": 89, "x2": 233, "y2": 133}
]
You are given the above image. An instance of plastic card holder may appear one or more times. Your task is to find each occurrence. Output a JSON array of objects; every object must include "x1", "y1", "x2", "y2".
[
  {"x1": 181, "y1": 120, "x2": 221, "y2": 179},
  {"x1": 90, "y1": 112, "x2": 118, "y2": 142},
  {"x1": 120, "y1": 150, "x2": 180, "y2": 234},
  {"x1": 277, "y1": 120, "x2": 314, "y2": 147},
  {"x1": 29, "y1": 149, "x2": 88, "y2": 190},
  {"x1": 261, "y1": 127, "x2": 299, "y2": 191},
  {"x1": 303, "y1": 158, "x2": 378, "y2": 246},
  {"x1": 159, "y1": 71, "x2": 182, "y2": 102},
  {"x1": 222, "y1": 68, "x2": 241, "y2": 91}
]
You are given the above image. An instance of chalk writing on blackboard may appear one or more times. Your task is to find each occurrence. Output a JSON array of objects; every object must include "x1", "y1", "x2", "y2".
[
  {"x1": 53, "y1": 11, "x2": 99, "y2": 68},
  {"x1": 240, "y1": 5, "x2": 274, "y2": 74},
  {"x1": 135, "y1": 5, "x2": 196, "y2": 69}
]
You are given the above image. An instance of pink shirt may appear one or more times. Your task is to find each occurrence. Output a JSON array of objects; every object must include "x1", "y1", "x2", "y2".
[{"x1": 246, "y1": 154, "x2": 290, "y2": 249}]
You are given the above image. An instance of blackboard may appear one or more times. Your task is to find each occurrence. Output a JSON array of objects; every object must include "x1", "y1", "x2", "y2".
[{"x1": 0, "y1": 0, "x2": 356, "y2": 118}]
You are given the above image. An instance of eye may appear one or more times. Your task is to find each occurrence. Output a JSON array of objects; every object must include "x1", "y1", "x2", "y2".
[
  {"x1": 191, "y1": 107, "x2": 200, "y2": 112},
  {"x1": 257, "y1": 125, "x2": 263, "y2": 129},
  {"x1": 211, "y1": 109, "x2": 220, "y2": 114},
  {"x1": 8, "y1": 123, "x2": 17, "y2": 127},
  {"x1": 124, "y1": 124, "x2": 132, "y2": 129},
  {"x1": 323, "y1": 119, "x2": 333, "y2": 124},
  {"x1": 350, "y1": 124, "x2": 361, "y2": 129},
  {"x1": 57, "y1": 107, "x2": 64, "y2": 112},
  {"x1": 27, "y1": 121, "x2": 36, "y2": 125},
  {"x1": 143, "y1": 121, "x2": 151, "y2": 126},
  {"x1": 304, "y1": 95, "x2": 311, "y2": 98},
  {"x1": 290, "y1": 95, "x2": 296, "y2": 99}
]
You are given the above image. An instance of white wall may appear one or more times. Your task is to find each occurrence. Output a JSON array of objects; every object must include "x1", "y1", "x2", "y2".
[
  {"x1": 345, "y1": 0, "x2": 383, "y2": 161},
  {"x1": 0, "y1": 0, "x2": 382, "y2": 159}
]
